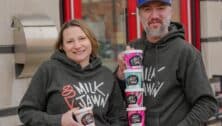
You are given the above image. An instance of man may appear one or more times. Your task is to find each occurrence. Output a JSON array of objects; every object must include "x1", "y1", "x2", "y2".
[{"x1": 116, "y1": 0, "x2": 218, "y2": 125}]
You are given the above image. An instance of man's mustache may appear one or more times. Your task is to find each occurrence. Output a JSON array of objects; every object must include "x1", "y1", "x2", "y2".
[{"x1": 148, "y1": 19, "x2": 162, "y2": 25}]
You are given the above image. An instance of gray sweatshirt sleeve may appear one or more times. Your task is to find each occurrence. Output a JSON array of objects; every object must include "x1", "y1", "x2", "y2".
[
  {"x1": 106, "y1": 80, "x2": 128, "y2": 126},
  {"x1": 177, "y1": 51, "x2": 218, "y2": 126},
  {"x1": 177, "y1": 96, "x2": 218, "y2": 126},
  {"x1": 18, "y1": 63, "x2": 62, "y2": 126}
]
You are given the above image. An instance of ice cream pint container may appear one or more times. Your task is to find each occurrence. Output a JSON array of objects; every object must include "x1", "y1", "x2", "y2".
[
  {"x1": 124, "y1": 69, "x2": 143, "y2": 89},
  {"x1": 125, "y1": 88, "x2": 144, "y2": 107},
  {"x1": 72, "y1": 106, "x2": 95, "y2": 126},
  {"x1": 127, "y1": 107, "x2": 146, "y2": 126},
  {"x1": 124, "y1": 50, "x2": 143, "y2": 69}
]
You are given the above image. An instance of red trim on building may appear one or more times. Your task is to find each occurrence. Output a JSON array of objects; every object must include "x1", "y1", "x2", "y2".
[
  {"x1": 73, "y1": 0, "x2": 82, "y2": 19},
  {"x1": 194, "y1": 0, "x2": 201, "y2": 50},
  {"x1": 180, "y1": 0, "x2": 189, "y2": 41},
  {"x1": 64, "y1": 0, "x2": 71, "y2": 22},
  {"x1": 127, "y1": 0, "x2": 137, "y2": 42}
]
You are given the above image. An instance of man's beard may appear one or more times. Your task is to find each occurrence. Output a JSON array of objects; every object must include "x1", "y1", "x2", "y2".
[{"x1": 141, "y1": 16, "x2": 171, "y2": 37}]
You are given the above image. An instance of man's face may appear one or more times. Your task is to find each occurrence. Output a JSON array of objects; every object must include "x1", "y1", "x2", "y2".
[{"x1": 139, "y1": 2, "x2": 172, "y2": 38}]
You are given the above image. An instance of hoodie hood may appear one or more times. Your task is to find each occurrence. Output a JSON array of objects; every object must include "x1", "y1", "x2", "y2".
[
  {"x1": 161, "y1": 21, "x2": 184, "y2": 43},
  {"x1": 51, "y1": 50, "x2": 102, "y2": 72}
]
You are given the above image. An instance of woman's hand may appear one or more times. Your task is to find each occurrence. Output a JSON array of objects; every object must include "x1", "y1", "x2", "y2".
[{"x1": 61, "y1": 110, "x2": 83, "y2": 126}]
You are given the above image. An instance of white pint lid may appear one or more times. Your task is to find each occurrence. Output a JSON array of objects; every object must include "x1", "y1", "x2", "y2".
[
  {"x1": 73, "y1": 106, "x2": 93, "y2": 114},
  {"x1": 127, "y1": 107, "x2": 146, "y2": 111},
  {"x1": 125, "y1": 88, "x2": 144, "y2": 92},
  {"x1": 124, "y1": 69, "x2": 143, "y2": 73},
  {"x1": 124, "y1": 49, "x2": 143, "y2": 54}
]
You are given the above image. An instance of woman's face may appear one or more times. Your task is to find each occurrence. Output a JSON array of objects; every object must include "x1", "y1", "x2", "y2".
[{"x1": 62, "y1": 26, "x2": 92, "y2": 68}]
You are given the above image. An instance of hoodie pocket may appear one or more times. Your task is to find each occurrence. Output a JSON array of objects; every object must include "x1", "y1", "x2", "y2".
[{"x1": 146, "y1": 112, "x2": 160, "y2": 126}]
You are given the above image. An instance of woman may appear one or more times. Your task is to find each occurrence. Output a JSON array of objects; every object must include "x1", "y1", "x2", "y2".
[{"x1": 18, "y1": 19, "x2": 127, "y2": 126}]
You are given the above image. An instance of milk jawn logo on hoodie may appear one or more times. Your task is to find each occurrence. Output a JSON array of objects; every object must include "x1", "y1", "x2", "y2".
[
  {"x1": 143, "y1": 66, "x2": 165, "y2": 98},
  {"x1": 62, "y1": 81, "x2": 109, "y2": 108}
]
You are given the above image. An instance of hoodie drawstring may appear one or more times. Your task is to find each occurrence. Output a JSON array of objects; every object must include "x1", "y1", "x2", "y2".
[{"x1": 155, "y1": 45, "x2": 159, "y2": 84}]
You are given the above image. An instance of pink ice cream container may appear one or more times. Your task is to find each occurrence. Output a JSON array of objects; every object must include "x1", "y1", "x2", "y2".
[
  {"x1": 127, "y1": 107, "x2": 146, "y2": 126},
  {"x1": 125, "y1": 88, "x2": 144, "y2": 107},
  {"x1": 124, "y1": 50, "x2": 143, "y2": 69},
  {"x1": 72, "y1": 106, "x2": 95, "y2": 126},
  {"x1": 124, "y1": 69, "x2": 143, "y2": 89}
]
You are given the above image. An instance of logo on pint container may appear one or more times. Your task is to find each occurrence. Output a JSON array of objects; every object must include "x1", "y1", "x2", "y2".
[
  {"x1": 127, "y1": 95, "x2": 137, "y2": 104},
  {"x1": 130, "y1": 113, "x2": 142, "y2": 123},
  {"x1": 127, "y1": 75, "x2": 138, "y2": 85},
  {"x1": 129, "y1": 56, "x2": 142, "y2": 66},
  {"x1": 81, "y1": 113, "x2": 94, "y2": 125}
]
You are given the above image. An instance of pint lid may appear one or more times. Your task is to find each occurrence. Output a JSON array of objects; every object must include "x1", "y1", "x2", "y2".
[
  {"x1": 124, "y1": 69, "x2": 143, "y2": 73},
  {"x1": 125, "y1": 88, "x2": 144, "y2": 92},
  {"x1": 73, "y1": 106, "x2": 93, "y2": 114},
  {"x1": 124, "y1": 49, "x2": 143, "y2": 54},
  {"x1": 127, "y1": 107, "x2": 146, "y2": 111}
]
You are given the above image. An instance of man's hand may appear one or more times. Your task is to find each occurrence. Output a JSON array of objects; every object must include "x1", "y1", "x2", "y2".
[{"x1": 116, "y1": 46, "x2": 134, "y2": 80}]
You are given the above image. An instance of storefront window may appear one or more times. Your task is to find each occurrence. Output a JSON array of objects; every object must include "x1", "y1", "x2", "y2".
[
  {"x1": 82, "y1": 0, "x2": 127, "y2": 70},
  {"x1": 81, "y1": 0, "x2": 181, "y2": 71}
]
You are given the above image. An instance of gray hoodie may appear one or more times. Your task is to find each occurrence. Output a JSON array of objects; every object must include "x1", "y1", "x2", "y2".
[
  {"x1": 126, "y1": 22, "x2": 218, "y2": 126},
  {"x1": 18, "y1": 50, "x2": 127, "y2": 126}
]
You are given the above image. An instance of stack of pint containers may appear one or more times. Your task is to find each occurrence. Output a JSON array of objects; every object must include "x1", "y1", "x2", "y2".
[{"x1": 123, "y1": 50, "x2": 146, "y2": 126}]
